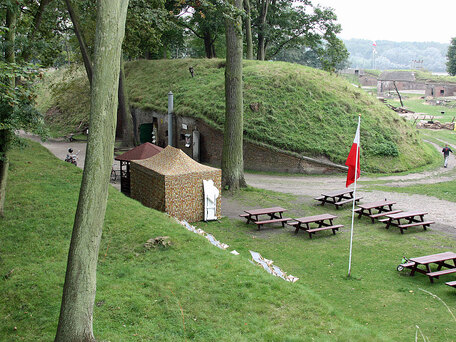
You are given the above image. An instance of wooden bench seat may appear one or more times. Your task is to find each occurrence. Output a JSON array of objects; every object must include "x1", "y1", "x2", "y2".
[
  {"x1": 254, "y1": 217, "x2": 292, "y2": 230},
  {"x1": 306, "y1": 224, "x2": 343, "y2": 239},
  {"x1": 369, "y1": 210, "x2": 402, "y2": 219},
  {"x1": 398, "y1": 221, "x2": 435, "y2": 229},
  {"x1": 287, "y1": 221, "x2": 299, "y2": 227},
  {"x1": 353, "y1": 208, "x2": 362, "y2": 213},
  {"x1": 426, "y1": 268, "x2": 456, "y2": 279},
  {"x1": 334, "y1": 197, "x2": 363, "y2": 209},
  {"x1": 446, "y1": 280, "x2": 456, "y2": 288},
  {"x1": 239, "y1": 213, "x2": 249, "y2": 218},
  {"x1": 314, "y1": 196, "x2": 325, "y2": 202},
  {"x1": 399, "y1": 262, "x2": 416, "y2": 269}
]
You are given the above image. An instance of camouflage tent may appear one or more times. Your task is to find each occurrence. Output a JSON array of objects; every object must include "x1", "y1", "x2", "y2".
[{"x1": 130, "y1": 146, "x2": 221, "y2": 222}]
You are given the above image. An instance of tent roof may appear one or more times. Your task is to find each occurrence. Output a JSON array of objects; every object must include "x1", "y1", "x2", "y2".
[
  {"x1": 133, "y1": 146, "x2": 220, "y2": 176},
  {"x1": 115, "y1": 142, "x2": 163, "y2": 161}
]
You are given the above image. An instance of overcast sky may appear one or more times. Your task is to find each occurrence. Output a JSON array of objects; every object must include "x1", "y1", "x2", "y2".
[{"x1": 311, "y1": 0, "x2": 456, "y2": 44}]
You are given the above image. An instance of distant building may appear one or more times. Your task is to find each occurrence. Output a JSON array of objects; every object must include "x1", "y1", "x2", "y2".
[
  {"x1": 425, "y1": 82, "x2": 456, "y2": 97},
  {"x1": 377, "y1": 71, "x2": 425, "y2": 95}
]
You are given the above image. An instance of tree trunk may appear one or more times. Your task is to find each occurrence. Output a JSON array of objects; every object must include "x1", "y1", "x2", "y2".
[
  {"x1": 54, "y1": 1, "x2": 129, "y2": 340},
  {"x1": 117, "y1": 52, "x2": 137, "y2": 147},
  {"x1": 203, "y1": 31, "x2": 215, "y2": 58},
  {"x1": 65, "y1": 0, "x2": 94, "y2": 86},
  {"x1": 222, "y1": 0, "x2": 246, "y2": 192},
  {"x1": 0, "y1": 6, "x2": 17, "y2": 217},
  {"x1": 257, "y1": 0, "x2": 269, "y2": 60},
  {"x1": 244, "y1": 0, "x2": 253, "y2": 60}
]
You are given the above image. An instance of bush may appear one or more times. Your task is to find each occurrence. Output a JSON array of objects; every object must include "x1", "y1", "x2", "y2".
[{"x1": 367, "y1": 140, "x2": 399, "y2": 157}]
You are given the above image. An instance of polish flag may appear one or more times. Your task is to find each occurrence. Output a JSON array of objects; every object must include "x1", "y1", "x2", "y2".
[
  {"x1": 372, "y1": 41, "x2": 377, "y2": 47},
  {"x1": 345, "y1": 119, "x2": 360, "y2": 187}
]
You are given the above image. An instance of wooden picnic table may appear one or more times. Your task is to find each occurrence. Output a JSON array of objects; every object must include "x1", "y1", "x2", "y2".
[
  {"x1": 381, "y1": 211, "x2": 434, "y2": 234},
  {"x1": 399, "y1": 252, "x2": 456, "y2": 283},
  {"x1": 314, "y1": 189, "x2": 362, "y2": 209},
  {"x1": 355, "y1": 200, "x2": 399, "y2": 223},
  {"x1": 240, "y1": 207, "x2": 291, "y2": 230},
  {"x1": 288, "y1": 213, "x2": 343, "y2": 238}
]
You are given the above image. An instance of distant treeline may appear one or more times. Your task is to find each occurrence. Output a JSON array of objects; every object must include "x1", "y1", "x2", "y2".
[{"x1": 344, "y1": 39, "x2": 449, "y2": 72}]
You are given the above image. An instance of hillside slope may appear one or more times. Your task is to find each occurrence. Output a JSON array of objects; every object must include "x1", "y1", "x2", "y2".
[
  {"x1": 0, "y1": 142, "x2": 387, "y2": 341},
  {"x1": 37, "y1": 59, "x2": 435, "y2": 173}
]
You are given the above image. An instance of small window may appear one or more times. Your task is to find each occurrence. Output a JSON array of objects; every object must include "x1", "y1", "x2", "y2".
[{"x1": 440, "y1": 89, "x2": 445, "y2": 95}]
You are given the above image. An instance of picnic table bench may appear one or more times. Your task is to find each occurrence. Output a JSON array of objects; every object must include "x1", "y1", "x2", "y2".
[
  {"x1": 404, "y1": 252, "x2": 456, "y2": 283},
  {"x1": 240, "y1": 207, "x2": 291, "y2": 230},
  {"x1": 315, "y1": 189, "x2": 362, "y2": 209},
  {"x1": 288, "y1": 214, "x2": 343, "y2": 238},
  {"x1": 446, "y1": 280, "x2": 456, "y2": 288},
  {"x1": 355, "y1": 200, "x2": 399, "y2": 223},
  {"x1": 380, "y1": 211, "x2": 434, "y2": 234}
]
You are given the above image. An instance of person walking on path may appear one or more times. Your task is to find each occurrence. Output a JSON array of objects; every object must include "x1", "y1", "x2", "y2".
[{"x1": 442, "y1": 144, "x2": 453, "y2": 168}]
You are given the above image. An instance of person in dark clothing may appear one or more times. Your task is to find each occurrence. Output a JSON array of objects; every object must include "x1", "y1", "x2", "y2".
[{"x1": 442, "y1": 144, "x2": 453, "y2": 168}]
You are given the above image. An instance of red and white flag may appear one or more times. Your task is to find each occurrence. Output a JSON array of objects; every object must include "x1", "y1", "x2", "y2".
[{"x1": 345, "y1": 118, "x2": 360, "y2": 187}]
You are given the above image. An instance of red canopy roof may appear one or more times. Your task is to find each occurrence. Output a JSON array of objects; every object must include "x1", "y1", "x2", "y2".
[{"x1": 115, "y1": 142, "x2": 163, "y2": 161}]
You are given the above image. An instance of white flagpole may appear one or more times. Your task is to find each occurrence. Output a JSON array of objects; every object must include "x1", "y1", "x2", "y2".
[{"x1": 348, "y1": 115, "x2": 361, "y2": 277}]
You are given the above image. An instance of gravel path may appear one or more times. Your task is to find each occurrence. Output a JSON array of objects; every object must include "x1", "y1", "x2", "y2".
[
  {"x1": 22, "y1": 132, "x2": 456, "y2": 237},
  {"x1": 242, "y1": 140, "x2": 456, "y2": 238}
]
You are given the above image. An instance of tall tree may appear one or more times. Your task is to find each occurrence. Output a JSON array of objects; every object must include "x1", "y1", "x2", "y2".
[
  {"x1": 65, "y1": 0, "x2": 94, "y2": 85},
  {"x1": 222, "y1": 0, "x2": 246, "y2": 191},
  {"x1": 64, "y1": 0, "x2": 136, "y2": 146},
  {"x1": 256, "y1": 0, "x2": 270, "y2": 60},
  {"x1": 0, "y1": 4, "x2": 47, "y2": 217},
  {"x1": 244, "y1": 0, "x2": 253, "y2": 59},
  {"x1": 446, "y1": 37, "x2": 456, "y2": 76},
  {"x1": 54, "y1": 0, "x2": 129, "y2": 340},
  {"x1": 0, "y1": 5, "x2": 17, "y2": 217},
  {"x1": 169, "y1": 0, "x2": 225, "y2": 58},
  {"x1": 251, "y1": 1, "x2": 344, "y2": 62}
]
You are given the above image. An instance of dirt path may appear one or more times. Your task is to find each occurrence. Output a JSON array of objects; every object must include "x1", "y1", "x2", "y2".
[
  {"x1": 21, "y1": 132, "x2": 121, "y2": 191},
  {"x1": 241, "y1": 140, "x2": 456, "y2": 237},
  {"x1": 22, "y1": 132, "x2": 456, "y2": 237}
]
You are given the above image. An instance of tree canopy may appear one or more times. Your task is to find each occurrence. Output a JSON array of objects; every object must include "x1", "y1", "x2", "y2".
[{"x1": 446, "y1": 37, "x2": 456, "y2": 76}]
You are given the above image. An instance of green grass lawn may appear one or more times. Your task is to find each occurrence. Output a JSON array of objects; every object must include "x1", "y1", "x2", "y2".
[{"x1": 1, "y1": 142, "x2": 456, "y2": 341}]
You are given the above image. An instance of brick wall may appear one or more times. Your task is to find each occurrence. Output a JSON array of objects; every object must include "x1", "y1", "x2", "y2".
[{"x1": 132, "y1": 108, "x2": 344, "y2": 174}]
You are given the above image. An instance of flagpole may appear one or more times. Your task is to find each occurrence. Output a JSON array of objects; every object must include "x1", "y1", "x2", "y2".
[{"x1": 348, "y1": 115, "x2": 361, "y2": 277}]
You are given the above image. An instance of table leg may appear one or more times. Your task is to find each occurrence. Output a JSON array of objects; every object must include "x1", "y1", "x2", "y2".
[
  {"x1": 425, "y1": 264, "x2": 434, "y2": 283},
  {"x1": 368, "y1": 209, "x2": 374, "y2": 223},
  {"x1": 385, "y1": 219, "x2": 392, "y2": 230},
  {"x1": 357, "y1": 209, "x2": 364, "y2": 219},
  {"x1": 399, "y1": 219, "x2": 405, "y2": 234},
  {"x1": 294, "y1": 223, "x2": 301, "y2": 234}
]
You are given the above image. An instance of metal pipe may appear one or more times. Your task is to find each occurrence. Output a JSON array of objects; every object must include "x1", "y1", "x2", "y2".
[{"x1": 168, "y1": 91, "x2": 173, "y2": 146}]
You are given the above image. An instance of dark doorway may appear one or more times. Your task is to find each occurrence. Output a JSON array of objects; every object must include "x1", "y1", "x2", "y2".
[{"x1": 139, "y1": 123, "x2": 153, "y2": 144}]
